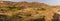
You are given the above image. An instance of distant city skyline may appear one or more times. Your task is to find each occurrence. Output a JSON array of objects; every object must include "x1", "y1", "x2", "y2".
[{"x1": 3, "y1": 0, "x2": 60, "y2": 6}]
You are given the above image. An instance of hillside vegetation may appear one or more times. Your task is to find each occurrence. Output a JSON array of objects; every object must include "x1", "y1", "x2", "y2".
[{"x1": 0, "y1": 1, "x2": 60, "y2": 21}]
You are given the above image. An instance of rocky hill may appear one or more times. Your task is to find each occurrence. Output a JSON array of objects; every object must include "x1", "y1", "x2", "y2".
[{"x1": 0, "y1": 1, "x2": 60, "y2": 21}]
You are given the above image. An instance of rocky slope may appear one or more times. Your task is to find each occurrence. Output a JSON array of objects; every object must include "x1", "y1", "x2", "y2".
[{"x1": 0, "y1": 1, "x2": 60, "y2": 21}]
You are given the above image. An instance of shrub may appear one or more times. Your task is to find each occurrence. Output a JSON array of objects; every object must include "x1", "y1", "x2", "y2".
[
  {"x1": 10, "y1": 14, "x2": 23, "y2": 21},
  {"x1": 17, "y1": 6, "x2": 25, "y2": 10},
  {"x1": 0, "y1": 14, "x2": 10, "y2": 21},
  {"x1": 8, "y1": 6, "x2": 16, "y2": 9},
  {"x1": 24, "y1": 12, "x2": 31, "y2": 16},
  {"x1": 37, "y1": 8, "x2": 46, "y2": 11},
  {"x1": 32, "y1": 16, "x2": 45, "y2": 21}
]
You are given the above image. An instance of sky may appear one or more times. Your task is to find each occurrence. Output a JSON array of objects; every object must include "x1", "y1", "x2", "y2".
[{"x1": 4, "y1": 0, "x2": 60, "y2": 6}]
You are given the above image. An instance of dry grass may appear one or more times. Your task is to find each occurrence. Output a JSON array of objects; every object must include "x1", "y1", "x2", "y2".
[{"x1": 0, "y1": 1, "x2": 60, "y2": 21}]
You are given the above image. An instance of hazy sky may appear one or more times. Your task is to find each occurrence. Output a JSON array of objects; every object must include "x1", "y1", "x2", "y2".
[{"x1": 5, "y1": 0, "x2": 60, "y2": 6}]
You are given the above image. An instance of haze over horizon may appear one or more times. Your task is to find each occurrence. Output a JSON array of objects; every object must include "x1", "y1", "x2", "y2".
[{"x1": 2, "y1": 0, "x2": 60, "y2": 6}]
